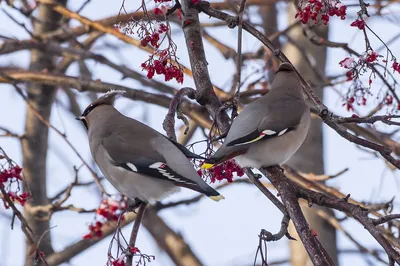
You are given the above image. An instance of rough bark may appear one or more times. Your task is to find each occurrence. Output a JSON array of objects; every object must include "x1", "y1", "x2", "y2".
[
  {"x1": 283, "y1": 4, "x2": 338, "y2": 266},
  {"x1": 22, "y1": 1, "x2": 67, "y2": 265}
]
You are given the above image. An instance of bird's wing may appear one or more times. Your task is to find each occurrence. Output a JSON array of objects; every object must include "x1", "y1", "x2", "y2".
[
  {"x1": 165, "y1": 136, "x2": 205, "y2": 160},
  {"x1": 101, "y1": 132, "x2": 200, "y2": 188},
  {"x1": 225, "y1": 99, "x2": 307, "y2": 147}
]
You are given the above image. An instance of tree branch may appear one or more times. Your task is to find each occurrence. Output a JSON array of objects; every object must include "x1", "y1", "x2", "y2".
[
  {"x1": 180, "y1": 0, "x2": 230, "y2": 133},
  {"x1": 260, "y1": 167, "x2": 335, "y2": 266},
  {"x1": 126, "y1": 202, "x2": 148, "y2": 266}
]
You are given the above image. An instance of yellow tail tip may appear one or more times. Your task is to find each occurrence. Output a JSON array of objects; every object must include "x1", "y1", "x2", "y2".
[
  {"x1": 201, "y1": 163, "x2": 214, "y2": 169},
  {"x1": 209, "y1": 194, "x2": 225, "y2": 202}
]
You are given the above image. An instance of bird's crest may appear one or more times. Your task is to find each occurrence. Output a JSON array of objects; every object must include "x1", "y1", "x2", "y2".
[
  {"x1": 80, "y1": 89, "x2": 125, "y2": 117},
  {"x1": 102, "y1": 89, "x2": 126, "y2": 101}
]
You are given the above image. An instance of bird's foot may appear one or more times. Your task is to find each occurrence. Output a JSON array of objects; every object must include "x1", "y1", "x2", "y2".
[
  {"x1": 255, "y1": 173, "x2": 263, "y2": 179},
  {"x1": 127, "y1": 198, "x2": 145, "y2": 213},
  {"x1": 275, "y1": 165, "x2": 284, "y2": 173}
]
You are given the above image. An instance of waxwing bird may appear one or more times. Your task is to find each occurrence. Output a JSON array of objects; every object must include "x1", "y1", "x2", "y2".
[
  {"x1": 77, "y1": 90, "x2": 224, "y2": 204},
  {"x1": 201, "y1": 63, "x2": 311, "y2": 169}
]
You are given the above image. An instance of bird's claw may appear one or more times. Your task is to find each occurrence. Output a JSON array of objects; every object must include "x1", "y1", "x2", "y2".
[{"x1": 127, "y1": 198, "x2": 145, "y2": 213}]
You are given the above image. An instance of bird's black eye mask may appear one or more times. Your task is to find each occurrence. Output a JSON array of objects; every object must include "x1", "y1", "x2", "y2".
[
  {"x1": 82, "y1": 103, "x2": 98, "y2": 117},
  {"x1": 76, "y1": 103, "x2": 101, "y2": 130}
]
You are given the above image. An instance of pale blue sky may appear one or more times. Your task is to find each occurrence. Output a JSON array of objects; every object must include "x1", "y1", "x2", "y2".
[{"x1": 0, "y1": 1, "x2": 399, "y2": 265}]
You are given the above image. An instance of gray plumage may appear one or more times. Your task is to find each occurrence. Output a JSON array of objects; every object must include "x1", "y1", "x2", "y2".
[
  {"x1": 203, "y1": 63, "x2": 310, "y2": 169},
  {"x1": 78, "y1": 91, "x2": 223, "y2": 204}
]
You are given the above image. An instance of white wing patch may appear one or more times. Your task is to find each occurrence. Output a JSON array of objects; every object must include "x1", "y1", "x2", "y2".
[
  {"x1": 126, "y1": 163, "x2": 138, "y2": 172},
  {"x1": 159, "y1": 169, "x2": 174, "y2": 178},
  {"x1": 262, "y1": 129, "x2": 276, "y2": 135},
  {"x1": 150, "y1": 162, "x2": 187, "y2": 183},
  {"x1": 231, "y1": 135, "x2": 265, "y2": 146},
  {"x1": 231, "y1": 130, "x2": 277, "y2": 147},
  {"x1": 278, "y1": 128, "x2": 288, "y2": 136},
  {"x1": 149, "y1": 162, "x2": 165, "y2": 169}
]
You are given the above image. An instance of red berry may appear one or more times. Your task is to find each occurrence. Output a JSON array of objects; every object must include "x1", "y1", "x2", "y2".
[
  {"x1": 140, "y1": 40, "x2": 148, "y2": 47},
  {"x1": 153, "y1": 7, "x2": 163, "y2": 15}
]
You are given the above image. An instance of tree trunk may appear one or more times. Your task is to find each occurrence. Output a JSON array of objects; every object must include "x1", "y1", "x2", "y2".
[
  {"x1": 22, "y1": 1, "x2": 67, "y2": 265},
  {"x1": 258, "y1": 2, "x2": 280, "y2": 82},
  {"x1": 283, "y1": 4, "x2": 338, "y2": 266}
]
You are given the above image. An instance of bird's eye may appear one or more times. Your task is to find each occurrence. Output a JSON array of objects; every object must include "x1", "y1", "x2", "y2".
[{"x1": 82, "y1": 104, "x2": 97, "y2": 116}]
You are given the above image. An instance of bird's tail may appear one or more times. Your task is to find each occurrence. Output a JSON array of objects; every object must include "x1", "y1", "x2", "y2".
[
  {"x1": 176, "y1": 180, "x2": 224, "y2": 201},
  {"x1": 201, "y1": 180, "x2": 225, "y2": 201},
  {"x1": 209, "y1": 194, "x2": 225, "y2": 201},
  {"x1": 204, "y1": 186, "x2": 225, "y2": 201}
]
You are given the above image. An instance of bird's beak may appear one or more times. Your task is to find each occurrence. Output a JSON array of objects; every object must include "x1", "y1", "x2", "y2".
[{"x1": 76, "y1": 116, "x2": 85, "y2": 121}]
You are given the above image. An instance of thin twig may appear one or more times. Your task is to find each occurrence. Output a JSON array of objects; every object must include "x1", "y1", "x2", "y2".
[
  {"x1": 231, "y1": 0, "x2": 247, "y2": 96},
  {"x1": 162, "y1": 87, "x2": 196, "y2": 140},
  {"x1": 126, "y1": 202, "x2": 148, "y2": 266}
]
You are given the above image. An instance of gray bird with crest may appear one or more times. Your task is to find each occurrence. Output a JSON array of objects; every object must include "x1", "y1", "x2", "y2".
[
  {"x1": 201, "y1": 63, "x2": 311, "y2": 170},
  {"x1": 77, "y1": 91, "x2": 224, "y2": 204}
]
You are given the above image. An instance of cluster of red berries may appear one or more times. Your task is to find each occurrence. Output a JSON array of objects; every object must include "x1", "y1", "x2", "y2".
[
  {"x1": 198, "y1": 159, "x2": 244, "y2": 183},
  {"x1": 338, "y1": 51, "x2": 380, "y2": 83},
  {"x1": 0, "y1": 165, "x2": 22, "y2": 182},
  {"x1": 343, "y1": 96, "x2": 368, "y2": 112},
  {"x1": 295, "y1": 0, "x2": 346, "y2": 25},
  {"x1": 140, "y1": 33, "x2": 160, "y2": 48},
  {"x1": 366, "y1": 51, "x2": 378, "y2": 63},
  {"x1": 97, "y1": 198, "x2": 125, "y2": 221},
  {"x1": 136, "y1": 20, "x2": 184, "y2": 83},
  {"x1": 4, "y1": 192, "x2": 31, "y2": 208},
  {"x1": 83, "y1": 197, "x2": 126, "y2": 239},
  {"x1": 84, "y1": 221, "x2": 103, "y2": 239},
  {"x1": 343, "y1": 97, "x2": 355, "y2": 111},
  {"x1": 141, "y1": 52, "x2": 184, "y2": 83},
  {"x1": 339, "y1": 53, "x2": 400, "y2": 112},
  {"x1": 115, "y1": 3, "x2": 184, "y2": 85},
  {"x1": 1, "y1": 165, "x2": 31, "y2": 208},
  {"x1": 350, "y1": 19, "x2": 366, "y2": 30},
  {"x1": 140, "y1": 23, "x2": 168, "y2": 48}
]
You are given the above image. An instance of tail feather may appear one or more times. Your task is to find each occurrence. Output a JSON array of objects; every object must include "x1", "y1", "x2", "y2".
[
  {"x1": 203, "y1": 185, "x2": 225, "y2": 202},
  {"x1": 209, "y1": 194, "x2": 225, "y2": 201},
  {"x1": 175, "y1": 182, "x2": 224, "y2": 202}
]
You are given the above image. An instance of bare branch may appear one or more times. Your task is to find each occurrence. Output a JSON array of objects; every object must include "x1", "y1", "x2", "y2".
[
  {"x1": 163, "y1": 87, "x2": 196, "y2": 140},
  {"x1": 180, "y1": 0, "x2": 231, "y2": 133},
  {"x1": 260, "y1": 167, "x2": 336, "y2": 266},
  {"x1": 126, "y1": 203, "x2": 148, "y2": 266},
  {"x1": 335, "y1": 115, "x2": 400, "y2": 126}
]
